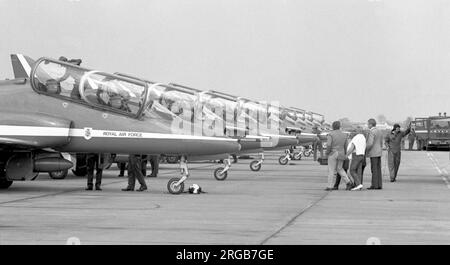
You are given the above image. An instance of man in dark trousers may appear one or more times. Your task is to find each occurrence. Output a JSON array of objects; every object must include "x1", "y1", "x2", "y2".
[
  {"x1": 122, "y1": 154, "x2": 147, "y2": 192},
  {"x1": 385, "y1": 123, "x2": 411, "y2": 182},
  {"x1": 86, "y1": 153, "x2": 105, "y2": 191},
  {"x1": 366, "y1": 118, "x2": 384, "y2": 190},
  {"x1": 141, "y1": 155, "x2": 148, "y2": 177},
  {"x1": 118, "y1": 162, "x2": 126, "y2": 177},
  {"x1": 147, "y1": 155, "x2": 159, "y2": 177}
]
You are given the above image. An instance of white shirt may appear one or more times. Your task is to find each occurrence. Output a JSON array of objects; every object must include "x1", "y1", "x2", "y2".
[{"x1": 347, "y1": 134, "x2": 366, "y2": 156}]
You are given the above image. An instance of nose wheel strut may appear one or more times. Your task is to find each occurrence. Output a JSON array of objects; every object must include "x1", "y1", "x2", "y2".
[{"x1": 167, "y1": 156, "x2": 189, "y2": 194}]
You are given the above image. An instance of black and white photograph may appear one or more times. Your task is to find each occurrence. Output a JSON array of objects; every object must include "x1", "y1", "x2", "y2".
[{"x1": 0, "y1": 0, "x2": 449, "y2": 253}]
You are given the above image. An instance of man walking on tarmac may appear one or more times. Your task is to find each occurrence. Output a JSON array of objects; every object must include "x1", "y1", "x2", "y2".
[
  {"x1": 122, "y1": 154, "x2": 148, "y2": 192},
  {"x1": 385, "y1": 123, "x2": 411, "y2": 182}
]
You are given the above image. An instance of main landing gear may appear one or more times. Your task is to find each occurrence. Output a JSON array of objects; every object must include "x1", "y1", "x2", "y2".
[{"x1": 250, "y1": 153, "x2": 264, "y2": 172}]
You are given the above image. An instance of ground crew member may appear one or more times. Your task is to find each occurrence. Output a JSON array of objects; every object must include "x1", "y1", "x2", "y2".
[
  {"x1": 141, "y1": 155, "x2": 148, "y2": 177},
  {"x1": 86, "y1": 153, "x2": 105, "y2": 191},
  {"x1": 118, "y1": 162, "x2": 126, "y2": 177},
  {"x1": 385, "y1": 123, "x2": 411, "y2": 182},
  {"x1": 147, "y1": 155, "x2": 159, "y2": 177},
  {"x1": 122, "y1": 154, "x2": 147, "y2": 192}
]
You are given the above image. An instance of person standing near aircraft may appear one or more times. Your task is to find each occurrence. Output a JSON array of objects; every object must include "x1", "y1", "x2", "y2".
[
  {"x1": 86, "y1": 153, "x2": 105, "y2": 191},
  {"x1": 118, "y1": 162, "x2": 126, "y2": 177},
  {"x1": 312, "y1": 126, "x2": 323, "y2": 161},
  {"x1": 141, "y1": 155, "x2": 148, "y2": 177},
  {"x1": 122, "y1": 154, "x2": 147, "y2": 192},
  {"x1": 346, "y1": 127, "x2": 366, "y2": 191},
  {"x1": 325, "y1": 121, "x2": 353, "y2": 191},
  {"x1": 385, "y1": 123, "x2": 411, "y2": 182},
  {"x1": 147, "y1": 155, "x2": 159, "y2": 178},
  {"x1": 366, "y1": 118, "x2": 384, "y2": 190}
]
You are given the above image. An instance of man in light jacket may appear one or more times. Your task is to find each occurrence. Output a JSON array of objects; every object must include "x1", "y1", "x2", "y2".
[
  {"x1": 326, "y1": 121, "x2": 353, "y2": 191},
  {"x1": 366, "y1": 118, "x2": 384, "y2": 190}
]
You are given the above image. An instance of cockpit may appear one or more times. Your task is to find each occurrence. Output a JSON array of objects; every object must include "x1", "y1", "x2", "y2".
[{"x1": 31, "y1": 58, "x2": 148, "y2": 117}]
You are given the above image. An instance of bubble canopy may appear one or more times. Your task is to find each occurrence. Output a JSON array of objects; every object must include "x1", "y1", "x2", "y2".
[
  {"x1": 30, "y1": 58, "x2": 202, "y2": 123},
  {"x1": 30, "y1": 58, "x2": 149, "y2": 118}
]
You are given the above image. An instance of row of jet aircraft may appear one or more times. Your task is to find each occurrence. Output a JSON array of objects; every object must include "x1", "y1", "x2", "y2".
[{"x1": 0, "y1": 54, "x2": 330, "y2": 194}]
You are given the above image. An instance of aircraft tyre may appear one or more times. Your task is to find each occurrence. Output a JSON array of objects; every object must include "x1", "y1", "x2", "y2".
[
  {"x1": 278, "y1": 156, "x2": 288, "y2": 165},
  {"x1": 214, "y1": 167, "x2": 228, "y2": 181},
  {"x1": 293, "y1": 152, "x2": 302, "y2": 160},
  {"x1": 250, "y1": 160, "x2": 261, "y2": 171},
  {"x1": 167, "y1": 178, "x2": 184, "y2": 194}
]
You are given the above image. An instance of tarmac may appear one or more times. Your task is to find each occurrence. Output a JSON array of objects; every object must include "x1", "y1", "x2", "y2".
[{"x1": 0, "y1": 150, "x2": 449, "y2": 245}]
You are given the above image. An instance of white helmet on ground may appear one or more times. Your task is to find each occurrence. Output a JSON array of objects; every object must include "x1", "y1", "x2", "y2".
[{"x1": 188, "y1": 184, "x2": 202, "y2": 194}]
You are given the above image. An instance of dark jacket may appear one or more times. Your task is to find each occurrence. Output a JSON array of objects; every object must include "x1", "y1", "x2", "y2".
[{"x1": 385, "y1": 127, "x2": 411, "y2": 153}]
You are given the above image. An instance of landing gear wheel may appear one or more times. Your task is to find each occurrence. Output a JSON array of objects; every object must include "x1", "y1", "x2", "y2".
[
  {"x1": 214, "y1": 167, "x2": 228, "y2": 181},
  {"x1": 0, "y1": 178, "x2": 13, "y2": 189},
  {"x1": 167, "y1": 178, "x2": 184, "y2": 194},
  {"x1": 49, "y1": 169, "x2": 68, "y2": 180},
  {"x1": 278, "y1": 156, "x2": 288, "y2": 165},
  {"x1": 293, "y1": 153, "x2": 302, "y2": 160},
  {"x1": 250, "y1": 160, "x2": 261, "y2": 171}
]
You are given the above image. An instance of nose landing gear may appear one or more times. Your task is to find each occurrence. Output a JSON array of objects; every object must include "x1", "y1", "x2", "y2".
[
  {"x1": 214, "y1": 156, "x2": 231, "y2": 181},
  {"x1": 167, "y1": 155, "x2": 189, "y2": 194},
  {"x1": 250, "y1": 153, "x2": 264, "y2": 171},
  {"x1": 278, "y1": 149, "x2": 292, "y2": 165}
]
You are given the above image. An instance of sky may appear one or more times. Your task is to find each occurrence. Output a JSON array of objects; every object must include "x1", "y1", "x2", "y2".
[{"x1": 0, "y1": 0, "x2": 449, "y2": 123}]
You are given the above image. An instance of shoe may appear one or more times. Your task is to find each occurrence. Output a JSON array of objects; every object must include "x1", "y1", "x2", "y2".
[
  {"x1": 122, "y1": 187, "x2": 134, "y2": 191},
  {"x1": 136, "y1": 186, "x2": 148, "y2": 192},
  {"x1": 346, "y1": 183, "x2": 352, "y2": 190},
  {"x1": 367, "y1": 186, "x2": 376, "y2": 190},
  {"x1": 85, "y1": 186, "x2": 93, "y2": 191},
  {"x1": 147, "y1": 174, "x2": 157, "y2": 178},
  {"x1": 390, "y1": 179, "x2": 396, "y2": 182},
  {"x1": 324, "y1": 188, "x2": 334, "y2": 191},
  {"x1": 351, "y1": 184, "x2": 363, "y2": 191},
  {"x1": 118, "y1": 174, "x2": 124, "y2": 177},
  {"x1": 95, "y1": 186, "x2": 102, "y2": 191}
]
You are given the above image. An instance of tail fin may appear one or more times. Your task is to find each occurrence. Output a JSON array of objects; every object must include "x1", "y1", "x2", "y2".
[{"x1": 10, "y1": 54, "x2": 35, "y2": 78}]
